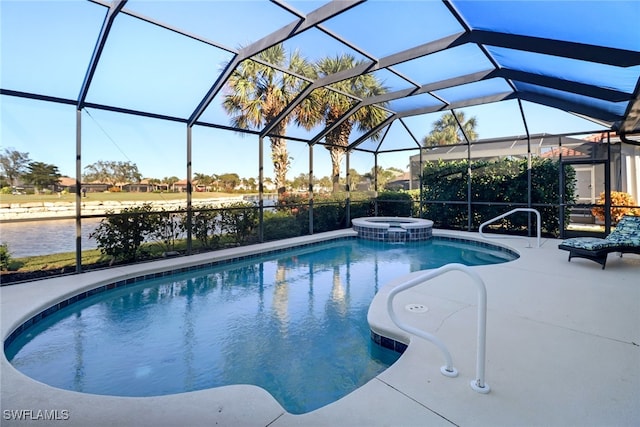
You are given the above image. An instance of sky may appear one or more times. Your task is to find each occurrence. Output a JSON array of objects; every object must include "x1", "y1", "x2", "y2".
[{"x1": 1, "y1": 0, "x2": 636, "y2": 181}]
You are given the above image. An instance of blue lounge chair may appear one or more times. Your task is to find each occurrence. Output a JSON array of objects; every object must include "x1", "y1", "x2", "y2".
[{"x1": 558, "y1": 215, "x2": 640, "y2": 269}]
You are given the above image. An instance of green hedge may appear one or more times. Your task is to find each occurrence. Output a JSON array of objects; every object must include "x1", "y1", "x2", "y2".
[
  {"x1": 263, "y1": 210, "x2": 303, "y2": 241},
  {"x1": 276, "y1": 192, "x2": 374, "y2": 233},
  {"x1": 375, "y1": 191, "x2": 414, "y2": 217},
  {"x1": 420, "y1": 158, "x2": 575, "y2": 236}
]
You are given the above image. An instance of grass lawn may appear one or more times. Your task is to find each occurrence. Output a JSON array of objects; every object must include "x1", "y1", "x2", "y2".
[
  {"x1": 1, "y1": 237, "x2": 237, "y2": 284},
  {"x1": 7, "y1": 249, "x2": 106, "y2": 272},
  {"x1": 0, "y1": 191, "x2": 252, "y2": 204}
]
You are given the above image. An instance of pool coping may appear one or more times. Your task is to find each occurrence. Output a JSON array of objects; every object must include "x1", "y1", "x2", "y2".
[
  {"x1": 2, "y1": 229, "x2": 639, "y2": 426},
  {"x1": 352, "y1": 216, "x2": 435, "y2": 242},
  {"x1": 351, "y1": 216, "x2": 434, "y2": 230}
]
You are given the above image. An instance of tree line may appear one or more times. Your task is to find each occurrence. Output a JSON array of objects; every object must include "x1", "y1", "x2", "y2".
[{"x1": 0, "y1": 147, "x2": 407, "y2": 194}]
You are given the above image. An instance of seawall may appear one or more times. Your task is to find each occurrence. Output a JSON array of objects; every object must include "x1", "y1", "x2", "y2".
[{"x1": 0, "y1": 197, "x2": 246, "y2": 222}]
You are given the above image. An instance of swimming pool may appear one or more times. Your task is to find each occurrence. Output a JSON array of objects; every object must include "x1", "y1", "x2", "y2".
[{"x1": 5, "y1": 236, "x2": 517, "y2": 414}]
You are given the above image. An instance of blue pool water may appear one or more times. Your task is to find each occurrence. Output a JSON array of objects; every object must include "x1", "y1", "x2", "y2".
[{"x1": 5, "y1": 237, "x2": 516, "y2": 414}]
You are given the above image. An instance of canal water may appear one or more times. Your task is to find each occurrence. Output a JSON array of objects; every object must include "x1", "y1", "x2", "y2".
[
  {"x1": 0, "y1": 219, "x2": 101, "y2": 258},
  {"x1": 0, "y1": 196, "x2": 280, "y2": 258}
]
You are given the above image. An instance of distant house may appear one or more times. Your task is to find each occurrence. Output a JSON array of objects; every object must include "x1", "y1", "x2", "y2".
[
  {"x1": 172, "y1": 179, "x2": 209, "y2": 192},
  {"x1": 385, "y1": 172, "x2": 411, "y2": 191},
  {"x1": 355, "y1": 178, "x2": 371, "y2": 192},
  {"x1": 57, "y1": 176, "x2": 108, "y2": 193},
  {"x1": 173, "y1": 179, "x2": 188, "y2": 192},
  {"x1": 123, "y1": 180, "x2": 152, "y2": 192},
  {"x1": 57, "y1": 176, "x2": 76, "y2": 192}
]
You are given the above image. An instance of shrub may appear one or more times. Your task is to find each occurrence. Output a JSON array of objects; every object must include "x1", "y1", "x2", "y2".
[
  {"x1": 313, "y1": 202, "x2": 345, "y2": 232},
  {"x1": 0, "y1": 242, "x2": 11, "y2": 271},
  {"x1": 591, "y1": 191, "x2": 640, "y2": 223},
  {"x1": 220, "y1": 202, "x2": 258, "y2": 245},
  {"x1": 315, "y1": 193, "x2": 371, "y2": 231},
  {"x1": 263, "y1": 211, "x2": 302, "y2": 240},
  {"x1": 276, "y1": 192, "x2": 308, "y2": 209},
  {"x1": 349, "y1": 199, "x2": 374, "y2": 219},
  {"x1": 188, "y1": 205, "x2": 221, "y2": 249},
  {"x1": 90, "y1": 203, "x2": 158, "y2": 262},
  {"x1": 147, "y1": 209, "x2": 184, "y2": 252},
  {"x1": 1, "y1": 186, "x2": 12, "y2": 195},
  {"x1": 277, "y1": 192, "x2": 341, "y2": 232},
  {"x1": 376, "y1": 191, "x2": 413, "y2": 217}
]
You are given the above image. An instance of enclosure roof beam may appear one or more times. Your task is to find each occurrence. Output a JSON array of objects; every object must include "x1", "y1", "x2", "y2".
[
  {"x1": 360, "y1": 69, "x2": 496, "y2": 108},
  {"x1": 618, "y1": 79, "x2": 640, "y2": 133},
  {"x1": 309, "y1": 101, "x2": 364, "y2": 146},
  {"x1": 517, "y1": 91, "x2": 621, "y2": 124},
  {"x1": 469, "y1": 30, "x2": 640, "y2": 67},
  {"x1": 241, "y1": 1, "x2": 364, "y2": 60},
  {"x1": 260, "y1": 31, "x2": 468, "y2": 138},
  {"x1": 348, "y1": 115, "x2": 398, "y2": 151},
  {"x1": 396, "y1": 92, "x2": 515, "y2": 119},
  {"x1": 77, "y1": 0, "x2": 127, "y2": 109},
  {"x1": 189, "y1": 0, "x2": 363, "y2": 127},
  {"x1": 399, "y1": 118, "x2": 424, "y2": 149},
  {"x1": 495, "y1": 69, "x2": 632, "y2": 102}
]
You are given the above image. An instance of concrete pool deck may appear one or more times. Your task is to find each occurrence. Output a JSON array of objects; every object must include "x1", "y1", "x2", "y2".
[{"x1": 1, "y1": 229, "x2": 639, "y2": 426}]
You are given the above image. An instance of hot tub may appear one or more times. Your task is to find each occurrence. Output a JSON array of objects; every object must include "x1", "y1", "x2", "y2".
[{"x1": 352, "y1": 217, "x2": 434, "y2": 242}]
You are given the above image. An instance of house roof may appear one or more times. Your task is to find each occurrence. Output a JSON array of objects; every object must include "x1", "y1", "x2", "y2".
[
  {"x1": 2, "y1": 0, "x2": 639, "y2": 156},
  {"x1": 58, "y1": 176, "x2": 76, "y2": 187}
]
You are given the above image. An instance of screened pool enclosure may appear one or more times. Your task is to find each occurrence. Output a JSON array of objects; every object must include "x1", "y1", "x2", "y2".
[{"x1": 1, "y1": 0, "x2": 639, "y2": 278}]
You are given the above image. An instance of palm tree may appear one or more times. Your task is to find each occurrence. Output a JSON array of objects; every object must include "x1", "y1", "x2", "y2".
[
  {"x1": 211, "y1": 173, "x2": 220, "y2": 192},
  {"x1": 193, "y1": 172, "x2": 213, "y2": 191},
  {"x1": 222, "y1": 44, "x2": 317, "y2": 196},
  {"x1": 243, "y1": 177, "x2": 257, "y2": 192},
  {"x1": 162, "y1": 176, "x2": 179, "y2": 192},
  {"x1": 422, "y1": 111, "x2": 478, "y2": 147},
  {"x1": 363, "y1": 166, "x2": 403, "y2": 191},
  {"x1": 314, "y1": 54, "x2": 389, "y2": 193},
  {"x1": 147, "y1": 177, "x2": 161, "y2": 191}
]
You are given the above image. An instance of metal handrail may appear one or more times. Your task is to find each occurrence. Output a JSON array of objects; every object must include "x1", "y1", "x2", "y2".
[
  {"x1": 386, "y1": 263, "x2": 490, "y2": 394},
  {"x1": 479, "y1": 208, "x2": 541, "y2": 248}
]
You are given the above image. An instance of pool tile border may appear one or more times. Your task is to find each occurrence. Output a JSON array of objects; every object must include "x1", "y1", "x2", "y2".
[
  {"x1": 371, "y1": 331, "x2": 408, "y2": 354},
  {"x1": 353, "y1": 224, "x2": 433, "y2": 242}
]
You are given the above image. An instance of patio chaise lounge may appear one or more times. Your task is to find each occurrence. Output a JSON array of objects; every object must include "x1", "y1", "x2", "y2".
[{"x1": 558, "y1": 215, "x2": 640, "y2": 269}]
